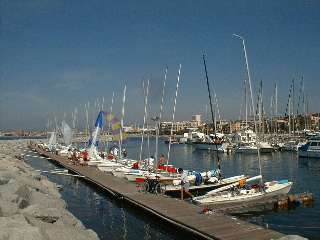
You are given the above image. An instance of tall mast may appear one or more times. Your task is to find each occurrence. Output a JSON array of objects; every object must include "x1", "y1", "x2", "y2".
[
  {"x1": 119, "y1": 85, "x2": 126, "y2": 160},
  {"x1": 205, "y1": 104, "x2": 209, "y2": 134},
  {"x1": 303, "y1": 92, "x2": 307, "y2": 132},
  {"x1": 297, "y1": 76, "x2": 304, "y2": 131},
  {"x1": 233, "y1": 34, "x2": 257, "y2": 133},
  {"x1": 202, "y1": 54, "x2": 221, "y2": 175},
  {"x1": 167, "y1": 64, "x2": 181, "y2": 167},
  {"x1": 233, "y1": 34, "x2": 261, "y2": 184},
  {"x1": 85, "y1": 103, "x2": 89, "y2": 140},
  {"x1": 270, "y1": 94, "x2": 273, "y2": 133},
  {"x1": 203, "y1": 55, "x2": 216, "y2": 135},
  {"x1": 288, "y1": 97, "x2": 291, "y2": 136},
  {"x1": 292, "y1": 78, "x2": 295, "y2": 136},
  {"x1": 245, "y1": 78, "x2": 248, "y2": 128},
  {"x1": 106, "y1": 92, "x2": 114, "y2": 151},
  {"x1": 139, "y1": 80, "x2": 150, "y2": 162},
  {"x1": 275, "y1": 83, "x2": 278, "y2": 133},
  {"x1": 155, "y1": 67, "x2": 168, "y2": 167}
]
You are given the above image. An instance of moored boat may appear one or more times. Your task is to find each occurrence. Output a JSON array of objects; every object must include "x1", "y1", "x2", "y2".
[
  {"x1": 298, "y1": 137, "x2": 320, "y2": 158},
  {"x1": 193, "y1": 176, "x2": 292, "y2": 205}
]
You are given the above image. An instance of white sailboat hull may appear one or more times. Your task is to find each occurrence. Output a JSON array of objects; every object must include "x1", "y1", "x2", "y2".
[
  {"x1": 97, "y1": 162, "x2": 123, "y2": 172},
  {"x1": 194, "y1": 181, "x2": 292, "y2": 205}
]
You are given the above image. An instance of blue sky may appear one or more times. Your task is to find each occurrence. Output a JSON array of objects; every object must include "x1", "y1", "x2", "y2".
[{"x1": 1, "y1": 0, "x2": 319, "y2": 130}]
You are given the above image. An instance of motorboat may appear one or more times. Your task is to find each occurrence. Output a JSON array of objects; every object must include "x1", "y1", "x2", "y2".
[
  {"x1": 193, "y1": 133, "x2": 227, "y2": 152},
  {"x1": 298, "y1": 137, "x2": 320, "y2": 158}
]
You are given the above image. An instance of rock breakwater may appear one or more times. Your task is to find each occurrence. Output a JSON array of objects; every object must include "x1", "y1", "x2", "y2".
[{"x1": 0, "y1": 140, "x2": 99, "y2": 240}]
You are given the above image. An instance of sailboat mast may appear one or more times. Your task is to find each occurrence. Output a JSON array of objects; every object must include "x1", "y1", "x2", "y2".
[
  {"x1": 167, "y1": 64, "x2": 181, "y2": 167},
  {"x1": 139, "y1": 80, "x2": 150, "y2": 162},
  {"x1": 233, "y1": 34, "x2": 257, "y2": 133},
  {"x1": 203, "y1": 55, "x2": 216, "y2": 135},
  {"x1": 119, "y1": 85, "x2": 127, "y2": 160},
  {"x1": 275, "y1": 83, "x2": 278, "y2": 133},
  {"x1": 245, "y1": 78, "x2": 248, "y2": 128},
  {"x1": 155, "y1": 67, "x2": 167, "y2": 168},
  {"x1": 292, "y1": 79, "x2": 295, "y2": 136},
  {"x1": 288, "y1": 97, "x2": 291, "y2": 136},
  {"x1": 202, "y1": 54, "x2": 221, "y2": 175},
  {"x1": 106, "y1": 92, "x2": 114, "y2": 151},
  {"x1": 233, "y1": 34, "x2": 261, "y2": 184}
]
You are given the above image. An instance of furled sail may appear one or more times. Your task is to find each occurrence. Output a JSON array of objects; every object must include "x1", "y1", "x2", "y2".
[{"x1": 61, "y1": 121, "x2": 72, "y2": 146}]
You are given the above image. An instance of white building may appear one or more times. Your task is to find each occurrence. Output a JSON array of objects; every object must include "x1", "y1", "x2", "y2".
[{"x1": 191, "y1": 114, "x2": 201, "y2": 126}]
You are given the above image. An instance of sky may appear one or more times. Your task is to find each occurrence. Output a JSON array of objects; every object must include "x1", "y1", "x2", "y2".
[{"x1": 1, "y1": 0, "x2": 319, "y2": 131}]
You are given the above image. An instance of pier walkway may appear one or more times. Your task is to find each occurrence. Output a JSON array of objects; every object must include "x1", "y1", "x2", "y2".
[{"x1": 29, "y1": 143, "x2": 284, "y2": 240}]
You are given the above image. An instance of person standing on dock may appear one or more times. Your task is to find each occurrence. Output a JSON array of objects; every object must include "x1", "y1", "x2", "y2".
[
  {"x1": 82, "y1": 149, "x2": 88, "y2": 161},
  {"x1": 178, "y1": 168, "x2": 193, "y2": 200},
  {"x1": 158, "y1": 154, "x2": 166, "y2": 168}
]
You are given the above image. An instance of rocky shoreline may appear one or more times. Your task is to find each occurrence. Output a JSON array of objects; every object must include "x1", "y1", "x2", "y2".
[{"x1": 0, "y1": 140, "x2": 99, "y2": 240}]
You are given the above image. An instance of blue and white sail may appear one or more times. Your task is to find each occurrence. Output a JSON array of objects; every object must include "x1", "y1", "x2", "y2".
[{"x1": 88, "y1": 111, "x2": 104, "y2": 147}]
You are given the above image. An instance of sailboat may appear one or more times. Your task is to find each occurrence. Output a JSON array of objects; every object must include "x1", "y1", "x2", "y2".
[
  {"x1": 193, "y1": 34, "x2": 293, "y2": 205},
  {"x1": 193, "y1": 175, "x2": 292, "y2": 205},
  {"x1": 154, "y1": 55, "x2": 248, "y2": 195},
  {"x1": 97, "y1": 85, "x2": 135, "y2": 172},
  {"x1": 125, "y1": 65, "x2": 183, "y2": 182},
  {"x1": 193, "y1": 74, "x2": 227, "y2": 152}
]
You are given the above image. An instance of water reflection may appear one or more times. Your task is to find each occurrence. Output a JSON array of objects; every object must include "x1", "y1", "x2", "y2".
[{"x1": 298, "y1": 157, "x2": 320, "y2": 175}]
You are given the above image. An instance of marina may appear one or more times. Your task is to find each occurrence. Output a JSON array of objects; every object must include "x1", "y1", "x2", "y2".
[
  {"x1": 1, "y1": 1, "x2": 320, "y2": 240},
  {"x1": 20, "y1": 138, "x2": 317, "y2": 239},
  {"x1": 29, "y1": 141, "x2": 285, "y2": 240}
]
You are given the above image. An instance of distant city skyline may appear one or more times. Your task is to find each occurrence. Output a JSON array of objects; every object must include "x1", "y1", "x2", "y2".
[{"x1": 1, "y1": 0, "x2": 319, "y2": 130}]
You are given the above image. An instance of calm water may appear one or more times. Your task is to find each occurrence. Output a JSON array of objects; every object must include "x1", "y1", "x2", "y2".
[{"x1": 24, "y1": 137, "x2": 320, "y2": 239}]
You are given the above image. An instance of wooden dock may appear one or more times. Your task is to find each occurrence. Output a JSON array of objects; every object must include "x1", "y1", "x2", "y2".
[{"x1": 29, "y1": 143, "x2": 285, "y2": 240}]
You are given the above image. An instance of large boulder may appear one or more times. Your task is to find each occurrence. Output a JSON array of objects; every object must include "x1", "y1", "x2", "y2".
[
  {"x1": 22, "y1": 204, "x2": 63, "y2": 224},
  {"x1": 0, "y1": 214, "x2": 45, "y2": 240},
  {"x1": 41, "y1": 225, "x2": 99, "y2": 240}
]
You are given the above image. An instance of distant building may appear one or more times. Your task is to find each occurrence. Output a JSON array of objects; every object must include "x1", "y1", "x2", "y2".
[
  {"x1": 160, "y1": 121, "x2": 193, "y2": 134},
  {"x1": 311, "y1": 114, "x2": 320, "y2": 126},
  {"x1": 229, "y1": 122, "x2": 241, "y2": 133},
  {"x1": 191, "y1": 114, "x2": 201, "y2": 127}
]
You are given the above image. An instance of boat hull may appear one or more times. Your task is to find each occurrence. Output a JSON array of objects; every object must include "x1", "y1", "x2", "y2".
[
  {"x1": 193, "y1": 142, "x2": 225, "y2": 152},
  {"x1": 164, "y1": 175, "x2": 246, "y2": 196},
  {"x1": 235, "y1": 147, "x2": 258, "y2": 154},
  {"x1": 194, "y1": 181, "x2": 292, "y2": 205}
]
